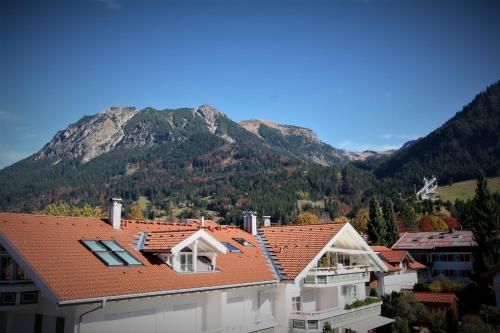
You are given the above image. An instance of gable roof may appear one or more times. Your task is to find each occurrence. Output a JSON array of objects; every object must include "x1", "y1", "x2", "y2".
[
  {"x1": 0, "y1": 213, "x2": 276, "y2": 305},
  {"x1": 392, "y1": 230, "x2": 475, "y2": 250},
  {"x1": 141, "y1": 229, "x2": 227, "y2": 254},
  {"x1": 414, "y1": 292, "x2": 458, "y2": 304},
  {"x1": 370, "y1": 245, "x2": 425, "y2": 270},
  {"x1": 142, "y1": 229, "x2": 199, "y2": 253},
  {"x1": 259, "y1": 223, "x2": 345, "y2": 280}
]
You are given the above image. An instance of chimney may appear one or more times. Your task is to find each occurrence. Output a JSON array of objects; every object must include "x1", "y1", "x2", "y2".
[
  {"x1": 108, "y1": 198, "x2": 122, "y2": 230},
  {"x1": 243, "y1": 211, "x2": 257, "y2": 236},
  {"x1": 201, "y1": 216, "x2": 205, "y2": 227},
  {"x1": 263, "y1": 215, "x2": 271, "y2": 227}
]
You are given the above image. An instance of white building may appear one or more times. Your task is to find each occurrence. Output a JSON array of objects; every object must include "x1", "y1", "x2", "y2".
[
  {"x1": 392, "y1": 230, "x2": 475, "y2": 284},
  {"x1": 370, "y1": 246, "x2": 426, "y2": 295},
  {"x1": 259, "y1": 221, "x2": 394, "y2": 332},
  {"x1": 0, "y1": 203, "x2": 394, "y2": 333}
]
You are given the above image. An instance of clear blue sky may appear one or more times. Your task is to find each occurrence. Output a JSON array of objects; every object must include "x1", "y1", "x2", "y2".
[{"x1": 1, "y1": 0, "x2": 499, "y2": 169}]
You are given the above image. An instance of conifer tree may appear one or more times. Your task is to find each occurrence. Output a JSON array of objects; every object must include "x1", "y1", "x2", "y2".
[
  {"x1": 382, "y1": 199, "x2": 399, "y2": 246},
  {"x1": 367, "y1": 198, "x2": 387, "y2": 245},
  {"x1": 400, "y1": 202, "x2": 419, "y2": 231},
  {"x1": 466, "y1": 174, "x2": 500, "y2": 273}
]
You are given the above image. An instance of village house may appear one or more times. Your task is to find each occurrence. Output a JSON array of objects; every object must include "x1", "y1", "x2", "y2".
[
  {"x1": 369, "y1": 246, "x2": 426, "y2": 295},
  {"x1": 0, "y1": 199, "x2": 394, "y2": 333},
  {"x1": 391, "y1": 230, "x2": 475, "y2": 284}
]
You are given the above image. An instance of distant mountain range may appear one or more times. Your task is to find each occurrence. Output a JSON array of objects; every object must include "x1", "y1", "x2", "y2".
[{"x1": 0, "y1": 80, "x2": 499, "y2": 217}]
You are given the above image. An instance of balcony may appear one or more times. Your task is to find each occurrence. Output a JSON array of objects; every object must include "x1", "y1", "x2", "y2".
[
  {"x1": 290, "y1": 299, "x2": 383, "y2": 332},
  {"x1": 304, "y1": 266, "x2": 370, "y2": 287}
]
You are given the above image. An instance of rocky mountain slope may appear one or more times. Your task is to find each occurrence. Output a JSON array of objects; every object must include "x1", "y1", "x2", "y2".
[{"x1": 239, "y1": 119, "x2": 351, "y2": 165}]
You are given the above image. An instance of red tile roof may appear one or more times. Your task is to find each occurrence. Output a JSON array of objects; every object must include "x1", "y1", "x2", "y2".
[
  {"x1": 0, "y1": 213, "x2": 276, "y2": 304},
  {"x1": 392, "y1": 230, "x2": 475, "y2": 250},
  {"x1": 259, "y1": 223, "x2": 345, "y2": 280},
  {"x1": 408, "y1": 261, "x2": 426, "y2": 270},
  {"x1": 414, "y1": 292, "x2": 458, "y2": 304},
  {"x1": 370, "y1": 246, "x2": 425, "y2": 270},
  {"x1": 384, "y1": 262, "x2": 402, "y2": 272},
  {"x1": 142, "y1": 229, "x2": 199, "y2": 253}
]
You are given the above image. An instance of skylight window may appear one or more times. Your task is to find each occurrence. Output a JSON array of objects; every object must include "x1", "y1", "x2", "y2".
[
  {"x1": 81, "y1": 240, "x2": 142, "y2": 266},
  {"x1": 223, "y1": 242, "x2": 242, "y2": 253},
  {"x1": 233, "y1": 237, "x2": 253, "y2": 247}
]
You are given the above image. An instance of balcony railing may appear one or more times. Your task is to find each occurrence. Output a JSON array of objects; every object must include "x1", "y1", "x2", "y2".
[
  {"x1": 304, "y1": 271, "x2": 369, "y2": 286},
  {"x1": 291, "y1": 300, "x2": 382, "y2": 331}
]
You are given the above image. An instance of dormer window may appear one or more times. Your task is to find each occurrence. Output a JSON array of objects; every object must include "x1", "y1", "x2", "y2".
[
  {"x1": 81, "y1": 240, "x2": 142, "y2": 267},
  {"x1": 141, "y1": 229, "x2": 228, "y2": 274},
  {"x1": 179, "y1": 249, "x2": 194, "y2": 272}
]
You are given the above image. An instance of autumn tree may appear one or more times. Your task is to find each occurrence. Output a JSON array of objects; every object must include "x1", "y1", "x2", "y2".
[
  {"x1": 37, "y1": 201, "x2": 104, "y2": 218},
  {"x1": 382, "y1": 199, "x2": 399, "y2": 246},
  {"x1": 367, "y1": 198, "x2": 386, "y2": 245},
  {"x1": 128, "y1": 203, "x2": 145, "y2": 220},
  {"x1": 351, "y1": 207, "x2": 369, "y2": 233},
  {"x1": 293, "y1": 212, "x2": 319, "y2": 225}
]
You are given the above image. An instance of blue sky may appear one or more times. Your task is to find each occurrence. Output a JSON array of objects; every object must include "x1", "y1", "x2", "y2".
[{"x1": 1, "y1": 0, "x2": 499, "y2": 169}]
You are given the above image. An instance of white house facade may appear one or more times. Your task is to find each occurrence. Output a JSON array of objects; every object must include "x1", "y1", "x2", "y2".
[
  {"x1": 0, "y1": 203, "x2": 394, "y2": 333},
  {"x1": 370, "y1": 246, "x2": 426, "y2": 295}
]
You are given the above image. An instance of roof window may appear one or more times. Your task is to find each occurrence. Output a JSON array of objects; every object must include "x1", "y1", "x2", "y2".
[
  {"x1": 233, "y1": 237, "x2": 253, "y2": 247},
  {"x1": 81, "y1": 240, "x2": 142, "y2": 266},
  {"x1": 223, "y1": 242, "x2": 242, "y2": 253}
]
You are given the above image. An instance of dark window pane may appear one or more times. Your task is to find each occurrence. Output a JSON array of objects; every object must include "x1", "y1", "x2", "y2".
[{"x1": 56, "y1": 317, "x2": 65, "y2": 333}]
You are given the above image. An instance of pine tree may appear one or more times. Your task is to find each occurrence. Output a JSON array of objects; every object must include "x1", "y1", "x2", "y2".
[
  {"x1": 367, "y1": 198, "x2": 387, "y2": 245},
  {"x1": 382, "y1": 199, "x2": 399, "y2": 246},
  {"x1": 466, "y1": 174, "x2": 500, "y2": 273},
  {"x1": 400, "y1": 202, "x2": 419, "y2": 231}
]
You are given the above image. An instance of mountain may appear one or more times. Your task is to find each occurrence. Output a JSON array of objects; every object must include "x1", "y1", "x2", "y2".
[
  {"x1": 0, "y1": 105, "x2": 376, "y2": 220},
  {"x1": 376, "y1": 80, "x2": 500, "y2": 186},
  {"x1": 239, "y1": 119, "x2": 351, "y2": 165}
]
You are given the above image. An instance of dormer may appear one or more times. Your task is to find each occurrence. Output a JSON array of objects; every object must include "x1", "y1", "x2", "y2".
[{"x1": 140, "y1": 229, "x2": 227, "y2": 273}]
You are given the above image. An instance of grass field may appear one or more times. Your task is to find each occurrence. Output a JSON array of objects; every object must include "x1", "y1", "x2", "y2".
[{"x1": 436, "y1": 176, "x2": 500, "y2": 202}]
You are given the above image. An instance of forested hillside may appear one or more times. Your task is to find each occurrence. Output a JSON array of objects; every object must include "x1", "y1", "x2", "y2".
[
  {"x1": 0, "y1": 105, "x2": 375, "y2": 223},
  {"x1": 375, "y1": 81, "x2": 500, "y2": 185}
]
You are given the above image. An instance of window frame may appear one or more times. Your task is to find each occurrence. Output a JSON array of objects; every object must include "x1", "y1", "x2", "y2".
[
  {"x1": 232, "y1": 237, "x2": 253, "y2": 247},
  {"x1": 80, "y1": 240, "x2": 143, "y2": 267},
  {"x1": 222, "y1": 242, "x2": 242, "y2": 253}
]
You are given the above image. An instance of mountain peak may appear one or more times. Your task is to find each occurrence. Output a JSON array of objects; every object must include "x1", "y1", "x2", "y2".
[
  {"x1": 239, "y1": 119, "x2": 320, "y2": 143},
  {"x1": 195, "y1": 104, "x2": 225, "y2": 134}
]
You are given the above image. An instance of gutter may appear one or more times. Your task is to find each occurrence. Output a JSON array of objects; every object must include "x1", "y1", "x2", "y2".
[
  {"x1": 58, "y1": 280, "x2": 278, "y2": 306},
  {"x1": 77, "y1": 299, "x2": 106, "y2": 333}
]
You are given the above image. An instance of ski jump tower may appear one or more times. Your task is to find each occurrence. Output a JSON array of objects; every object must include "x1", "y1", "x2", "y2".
[{"x1": 417, "y1": 176, "x2": 438, "y2": 200}]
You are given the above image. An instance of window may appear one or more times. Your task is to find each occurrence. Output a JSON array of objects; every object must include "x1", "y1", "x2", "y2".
[
  {"x1": 308, "y1": 320, "x2": 319, "y2": 329},
  {"x1": 223, "y1": 242, "x2": 242, "y2": 253},
  {"x1": 180, "y1": 253, "x2": 193, "y2": 272},
  {"x1": 20, "y1": 291, "x2": 38, "y2": 305},
  {"x1": 81, "y1": 240, "x2": 142, "y2": 267},
  {"x1": 292, "y1": 296, "x2": 301, "y2": 312},
  {"x1": 0, "y1": 292, "x2": 16, "y2": 305},
  {"x1": 292, "y1": 319, "x2": 305, "y2": 329},
  {"x1": 232, "y1": 238, "x2": 253, "y2": 247},
  {"x1": 56, "y1": 317, "x2": 65, "y2": 333},
  {"x1": 342, "y1": 285, "x2": 358, "y2": 305},
  {"x1": 0, "y1": 257, "x2": 12, "y2": 280},
  {"x1": 34, "y1": 314, "x2": 43, "y2": 333}
]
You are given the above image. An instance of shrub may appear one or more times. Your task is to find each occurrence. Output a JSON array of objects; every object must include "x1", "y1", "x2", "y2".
[{"x1": 345, "y1": 296, "x2": 382, "y2": 310}]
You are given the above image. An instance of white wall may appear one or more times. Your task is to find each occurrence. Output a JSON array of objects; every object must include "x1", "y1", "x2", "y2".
[{"x1": 4, "y1": 285, "x2": 275, "y2": 333}]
